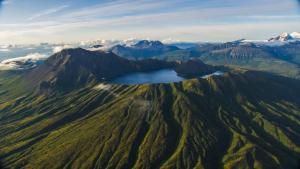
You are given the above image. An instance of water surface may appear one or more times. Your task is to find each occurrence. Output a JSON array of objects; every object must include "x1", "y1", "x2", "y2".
[{"x1": 109, "y1": 69, "x2": 186, "y2": 85}]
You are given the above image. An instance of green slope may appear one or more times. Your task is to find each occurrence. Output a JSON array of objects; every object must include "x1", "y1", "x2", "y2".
[{"x1": 0, "y1": 71, "x2": 300, "y2": 169}]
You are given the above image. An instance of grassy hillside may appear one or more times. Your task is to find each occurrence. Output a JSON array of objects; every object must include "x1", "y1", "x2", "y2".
[
  {"x1": 0, "y1": 71, "x2": 32, "y2": 103},
  {"x1": 0, "y1": 71, "x2": 300, "y2": 169}
]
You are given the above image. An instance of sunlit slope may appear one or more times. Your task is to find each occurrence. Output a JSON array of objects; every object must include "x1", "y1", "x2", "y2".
[{"x1": 0, "y1": 71, "x2": 300, "y2": 169}]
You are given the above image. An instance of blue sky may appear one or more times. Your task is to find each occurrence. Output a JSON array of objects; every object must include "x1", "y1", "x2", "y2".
[{"x1": 0, "y1": 0, "x2": 300, "y2": 44}]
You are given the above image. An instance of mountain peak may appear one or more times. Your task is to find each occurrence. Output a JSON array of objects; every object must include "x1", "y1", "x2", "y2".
[
  {"x1": 175, "y1": 59, "x2": 216, "y2": 78},
  {"x1": 133, "y1": 40, "x2": 164, "y2": 48},
  {"x1": 280, "y1": 32, "x2": 289, "y2": 37},
  {"x1": 290, "y1": 32, "x2": 300, "y2": 39},
  {"x1": 268, "y1": 32, "x2": 300, "y2": 42},
  {"x1": 111, "y1": 40, "x2": 179, "y2": 59}
]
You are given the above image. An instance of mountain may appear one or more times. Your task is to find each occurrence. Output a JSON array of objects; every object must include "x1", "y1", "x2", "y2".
[
  {"x1": 25, "y1": 48, "x2": 176, "y2": 91},
  {"x1": 133, "y1": 40, "x2": 165, "y2": 48},
  {"x1": 175, "y1": 59, "x2": 216, "y2": 78},
  {"x1": 269, "y1": 32, "x2": 300, "y2": 42},
  {"x1": 290, "y1": 32, "x2": 300, "y2": 39},
  {"x1": 0, "y1": 69, "x2": 300, "y2": 169},
  {"x1": 110, "y1": 40, "x2": 180, "y2": 60},
  {"x1": 198, "y1": 43, "x2": 300, "y2": 79},
  {"x1": 154, "y1": 38, "x2": 300, "y2": 79},
  {"x1": 167, "y1": 42, "x2": 199, "y2": 49}
]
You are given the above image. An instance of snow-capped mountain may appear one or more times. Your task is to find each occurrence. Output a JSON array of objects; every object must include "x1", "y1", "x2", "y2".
[
  {"x1": 79, "y1": 39, "x2": 140, "y2": 50},
  {"x1": 230, "y1": 32, "x2": 300, "y2": 47},
  {"x1": 132, "y1": 40, "x2": 165, "y2": 48},
  {"x1": 268, "y1": 32, "x2": 300, "y2": 42},
  {"x1": 290, "y1": 32, "x2": 300, "y2": 39}
]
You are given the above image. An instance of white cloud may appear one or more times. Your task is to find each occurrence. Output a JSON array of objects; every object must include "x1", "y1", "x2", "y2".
[
  {"x1": 162, "y1": 38, "x2": 181, "y2": 43},
  {"x1": 0, "y1": 53, "x2": 47, "y2": 70},
  {"x1": 0, "y1": 44, "x2": 12, "y2": 52},
  {"x1": 64, "y1": 0, "x2": 178, "y2": 19},
  {"x1": 246, "y1": 15, "x2": 300, "y2": 19},
  {"x1": 1, "y1": 53, "x2": 47, "y2": 63},
  {"x1": 27, "y1": 5, "x2": 69, "y2": 21},
  {"x1": 52, "y1": 44, "x2": 75, "y2": 53},
  {"x1": 0, "y1": 48, "x2": 10, "y2": 52}
]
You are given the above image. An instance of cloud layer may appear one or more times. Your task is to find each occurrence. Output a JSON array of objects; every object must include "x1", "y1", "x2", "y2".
[{"x1": 0, "y1": 53, "x2": 47, "y2": 70}]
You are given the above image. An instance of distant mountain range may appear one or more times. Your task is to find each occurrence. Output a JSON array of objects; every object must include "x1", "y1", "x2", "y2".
[
  {"x1": 1, "y1": 32, "x2": 300, "y2": 82},
  {"x1": 103, "y1": 33, "x2": 300, "y2": 79},
  {"x1": 110, "y1": 40, "x2": 179, "y2": 60}
]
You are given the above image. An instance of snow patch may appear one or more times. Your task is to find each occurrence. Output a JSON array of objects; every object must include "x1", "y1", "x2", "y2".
[
  {"x1": 201, "y1": 71, "x2": 224, "y2": 78},
  {"x1": 93, "y1": 83, "x2": 112, "y2": 91}
]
